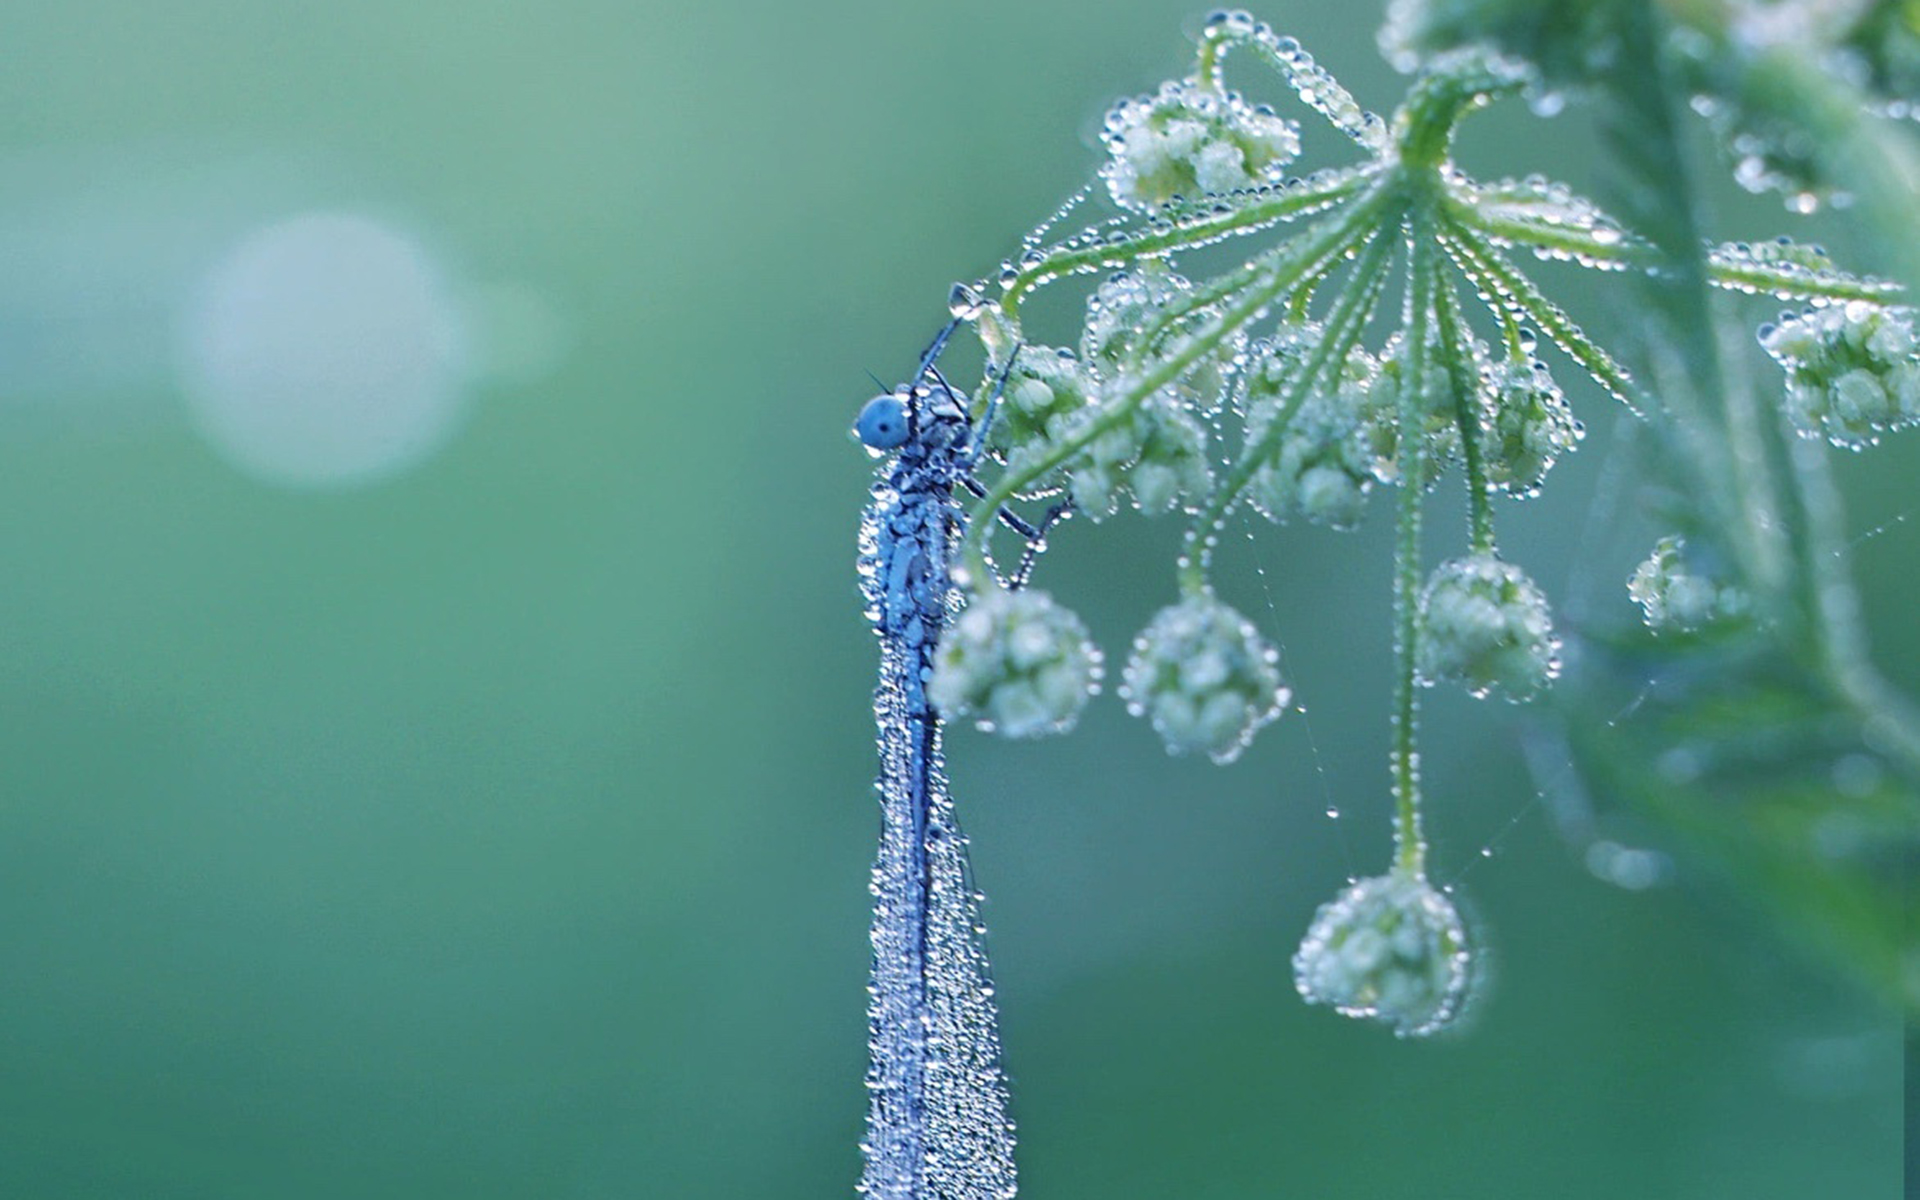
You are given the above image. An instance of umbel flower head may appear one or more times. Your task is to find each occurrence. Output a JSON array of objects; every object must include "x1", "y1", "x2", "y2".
[
  {"x1": 1627, "y1": 534, "x2": 1748, "y2": 634},
  {"x1": 1417, "y1": 553, "x2": 1559, "y2": 701},
  {"x1": 1121, "y1": 593, "x2": 1290, "y2": 763},
  {"x1": 1241, "y1": 324, "x2": 1389, "y2": 530},
  {"x1": 1099, "y1": 77, "x2": 1301, "y2": 212},
  {"x1": 1293, "y1": 869, "x2": 1471, "y2": 1037},
  {"x1": 995, "y1": 344, "x2": 1098, "y2": 472},
  {"x1": 1002, "y1": 264, "x2": 1239, "y2": 519},
  {"x1": 1480, "y1": 353, "x2": 1582, "y2": 495},
  {"x1": 1760, "y1": 302, "x2": 1920, "y2": 448},
  {"x1": 1081, "y1": 263, "x2": 1244, "y2": 416},
  {"x1": 929, "y1": 587, "x2": 1101, "y2": 738}
]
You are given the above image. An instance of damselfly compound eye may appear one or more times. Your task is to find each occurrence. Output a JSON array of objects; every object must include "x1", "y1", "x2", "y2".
[{"x1": 854, "y1": 392, "x2": 910, "y2": 450}]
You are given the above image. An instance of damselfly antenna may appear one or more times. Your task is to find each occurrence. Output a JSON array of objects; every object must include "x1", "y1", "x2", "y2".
[{"x1": 852, "y1": 311, "x2": 970, "y2": 453}]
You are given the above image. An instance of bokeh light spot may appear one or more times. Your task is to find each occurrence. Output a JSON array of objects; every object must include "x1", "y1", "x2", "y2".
[{"x1": 178, "y1": 211, "x2": 468, "y2": 487}]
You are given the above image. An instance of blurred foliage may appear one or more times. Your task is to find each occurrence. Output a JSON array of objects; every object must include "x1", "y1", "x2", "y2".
[{"x1": 1415, "y1": 0, "x2": 1920, "y2": 1018}]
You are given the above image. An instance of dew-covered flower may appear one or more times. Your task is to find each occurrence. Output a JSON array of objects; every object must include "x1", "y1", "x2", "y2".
[
  {"x1": 1099, "y1": 78, "x2": 1301, "y2": 211},
  {"x1": 1121, "y1": 594, "x2": 1290, "y2": 762},
  {"x1": 993, "y1": 344, "x2": 1098, "y2": 479},
  {"x1": 1054, "y1": 394, "x2": 1214, "y2": 519},
  {"x1": 1241, "y1": 325, "x2": 1386, "y2": 529},
  {"x1": 1417, "y1": 553, "x2": 1559, "y2": 700},
  {"x1": 1016, "y1": 265, "x2": 1241, "y2": 519},
  {"x1": 1760, "y1": 302, "x2": 1920, "y2": 447},
  {"x1": 1293, "y1": 869, "x2": 1471, "y2": 1037},
  {"x1": 1081, "y1": 263, "x2": 1241, "y2": 411},
  {"x1": 1627, "y1": 535, "x2": 1748, "y2": 633},
  {"x1": 1480, "y1": 354, "x2": 1582, "y2": 494},
  {"x1": 930, "y1": 587, "x2": 1101, "y2": 737}
]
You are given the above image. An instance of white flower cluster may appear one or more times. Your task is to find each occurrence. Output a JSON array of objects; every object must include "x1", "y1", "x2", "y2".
[
  {"x1": 1099, "y1": 78, "x2": 1301, "y2": 212},
  {"x1": 1480, "y1": 354, "x2": 1582, "y2": 494},
  {"x1": 1293, "y1": 870, "x2": 1471, "y2": 1038},
  {"x1": 995, "y1": 345, "x2": 1096, "y2": 474},
  {"x1": 1760, "y1": 302, "x2": 1920, "y2": 448},
  {"x1": 1241, "y1": 325, "x2": 1389, "y2": 529},
  {"x1": 1120, "y1": 594, "x2": 1290, "y2": 763},
  {"x1": 1627, "y1": 535, "x2": 1747, "y2": 634},
  {"x1": 1417, "y1": 553, "x2": 1559, "y2": 701},
  {"x1": 1080, "y1": 264, "x2": 1241, "y2": 414},
  {"x1": 1002, "y1": 266, "x2": 1238, "y2": 519},
  {"x1": 929, "y1": 587, "x2": 1101, "y2": 738}
]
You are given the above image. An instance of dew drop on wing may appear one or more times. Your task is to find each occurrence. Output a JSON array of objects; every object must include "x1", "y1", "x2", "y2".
[{"x1": 949, "y1": 281, "x2": 984, "y2": 319}]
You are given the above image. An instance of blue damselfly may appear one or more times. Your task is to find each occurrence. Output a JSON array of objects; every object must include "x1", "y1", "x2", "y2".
[{"x1": 852, "y1": 311, "x2": 1036, "y2": 1200}]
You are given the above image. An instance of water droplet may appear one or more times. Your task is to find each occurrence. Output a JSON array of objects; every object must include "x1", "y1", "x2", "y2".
[{"x1": 949, "y1": 281, "x2": 983, "y2": 319}]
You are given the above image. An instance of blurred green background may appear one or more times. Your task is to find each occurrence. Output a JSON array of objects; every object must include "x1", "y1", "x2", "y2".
[{"x1": 0, "y1": 2, "x2": 1906, "y2": 1197}]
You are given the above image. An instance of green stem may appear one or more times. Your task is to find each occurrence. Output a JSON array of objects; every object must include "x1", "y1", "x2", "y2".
[
  {"x1": 1174, "y1": 213, "x2": 1402, "y2": 592},
  {"x1": 1496, "y1": 302, "x2": 1525, "y2": 359},
  {"x1": 1394, "y1": 58, "x2": 1526, "y2": 172},
  {"x1": 1392, "y1": 212, "x2": 1441, "y2": 879},
  {"x1": 1446, "y1": 201, "x2": 1647, "y2": 268},
  {"x1": 1448, "y1": 187, "x2": 1901, "y2": 305},
  {"x1": 1200, "y1": 23, "x2": 1386, "y2": 152},
  {"x1": 1122, "y1": 195, "x2": 1381, "y2": 383},
  {"x1": 1704, "y1": 251, "x2": 1901, "y2": 305},
  {"x1": 999, "y1": 167, "x2": 1377, "y2": 321},
  {"x1": 1277, "y1": 212, "x2": 1386, "y2": 324},
  {"x1": 1195, "y1": 25, "x2": 1223, "y2": 87},
  {"x1": 1436, "y1": 217, "x2": 1644, "y2": 416},
  {"x1": 1434, "y1": 275, "x2": 1497, "y2": 555}
]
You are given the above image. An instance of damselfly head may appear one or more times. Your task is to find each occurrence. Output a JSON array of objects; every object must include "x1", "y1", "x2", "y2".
[{"x1": 854, "y1": 390, "x2": 911, "y2": 454}]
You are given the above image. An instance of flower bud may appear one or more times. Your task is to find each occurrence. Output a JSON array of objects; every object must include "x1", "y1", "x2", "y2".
[
  {"x1": 1761, "y1": 303, "x2": 1920, "y2": 448},
  {"x1": 1417, "y1": 553, "x2": 1559, "y2": 701},
  {"x1": 930, "y1": 588, "x2": 1101, "y2": 738},
  {"x1": 1099, "y1": 78, "x2": 1300, "y2": 212},
  {"x1": 1241, "y1": 327, "x2": 1384, "y2": 529},
  {"x1": 1121, "y1": 594, "x2": 1290, "y2": 762},
  {"x1": 1043, "y1": 265, "x2": 1236, "y2": 518},
  {"x1": 1627, "y1": 535, "x2": 1747, "y2": 633},
  {"x1": 1293, "y1": 870, "x2": 1471, "y2": 1037},
  {"x1": 1480, "y1": 355, "x2": 1581, "y2": 495}
]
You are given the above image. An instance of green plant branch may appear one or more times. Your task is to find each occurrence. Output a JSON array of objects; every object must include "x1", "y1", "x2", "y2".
[
  {"x1": 1433, "y1": 273, "x2": 1497, "y2": 554},
  {"x1": 999, "y1": 167, "x2": 1378, "y2": 320},
  {"x1": 1176, "y1": 217, "x2": 1400, "y2": 593},
  {"x1": 1392, "y1": 212, "x2": 1440, "y2": 877},
  {"x1": 1435, "y1": 217, "x2": 1642, "y2": 413}
]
